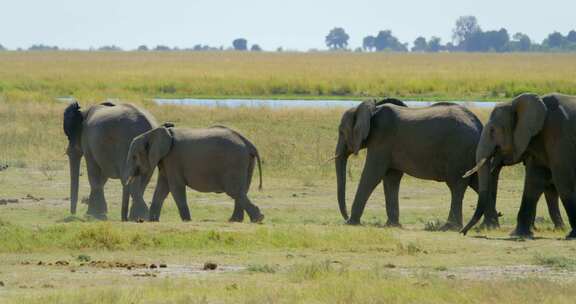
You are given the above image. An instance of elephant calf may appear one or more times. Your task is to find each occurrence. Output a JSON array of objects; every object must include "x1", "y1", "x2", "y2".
[{"x1": 124, "y1": 124, "x2": 264, "y2": 223}]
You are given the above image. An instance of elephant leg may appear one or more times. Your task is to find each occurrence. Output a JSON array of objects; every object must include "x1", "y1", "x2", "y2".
[
  {"x1": 128, "y1": 175, "x2": 150, "y2": 221},
  {"x1": 544, "y1": 185, "x2": 565, "y2": 230},
  {"x1": 551, "y1": 166, "x2": 576, "y2": 239},
  {"x1": 382, "y1": 169, "x2": 403, "y2": 227},
  {"x1": 149, "y1": 173, "x2": 170, "y2": 222},
  {"x1": 229, "y1": 200, "x2": 245, "y2": 222},
  {"x1": 512, "y1": 165, "x2": 548, "y2": 237},
  {"x1": 442, "y1": 180, "x2": 467, "y2": 231},
  {"x1": 235, "y1": 194, "x2": 263, "y2": 223},
  {"x1": 348, "y1": 154, "x2": 386, "y2": 225},
  {"x1": 121, "y1": 186, "x2": 130, "y2": 222},
  {"x1": 169, "y1": 184, "x2": 191, "y2": 221},
  {"x1": 481, "y1": 166, "x2": 502, "y2": 229},
  {"x1": 560, "y1": 196, "x2": 576, "y2": 239},
  {"x1": 85, "y1": 159, "x2": 108, "y2": 220}
]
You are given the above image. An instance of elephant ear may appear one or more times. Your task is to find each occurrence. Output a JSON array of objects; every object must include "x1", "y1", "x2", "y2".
[
  {"x1": 512, "y1": 93, "x2": 547, "y2": 162},
  {"x1": 351, "y1": 101, "x2": 376, "y2": 154},
  {"x1": 146, "y1": 127, "x2": 173, "y2": 170}
]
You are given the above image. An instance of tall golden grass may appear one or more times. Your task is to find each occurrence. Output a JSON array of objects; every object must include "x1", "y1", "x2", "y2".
[{"x1": 1, "y1": 52, "x2": 575, "y2": 101}]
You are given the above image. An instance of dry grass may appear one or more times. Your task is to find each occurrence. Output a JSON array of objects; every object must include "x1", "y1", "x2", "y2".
[
  {"x1": 1, "y1": 52, "x2": 574, "y2": 303},
  {"x1": 1, "y1": 52, "x2": 576, "y2": 101}
]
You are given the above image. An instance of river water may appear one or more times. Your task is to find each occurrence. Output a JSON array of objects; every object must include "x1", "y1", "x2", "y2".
[{"x1": 154, "y1": 98, "x2": 498, "y2": 109}]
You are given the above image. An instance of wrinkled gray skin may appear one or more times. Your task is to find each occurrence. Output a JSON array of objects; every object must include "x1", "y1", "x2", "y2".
[
  {"x1": 63, "y1": 101, "x2": 157, "y2": 221},
  {"x1": 462, "y1": 93, "x2": 576, "y2": 239},
  {"x1": 335, "y1": 99, "x2": 482, "y2": 230},
  {"x1": 124, "y1": 124, "x2": 264, "y2": 222}
]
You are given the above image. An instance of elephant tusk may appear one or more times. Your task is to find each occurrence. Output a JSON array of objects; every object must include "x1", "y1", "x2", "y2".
[
  {"x1": 325, "y1": 154, "x2": 341, "y2": 163},
  {"x1": 125, "y1": 175, "x2": 135, "y2": 186},
  {"x1": 462, "y1": 158, "x2": 487, "y2": 178}
]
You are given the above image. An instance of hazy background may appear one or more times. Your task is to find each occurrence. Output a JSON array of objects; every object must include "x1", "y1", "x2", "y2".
[{"x1": 1, "y1": 0, "x2": 575, "y2": 50}]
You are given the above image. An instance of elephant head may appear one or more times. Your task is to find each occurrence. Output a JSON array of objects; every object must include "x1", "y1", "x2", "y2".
[
  {"x1": 63, "y1": 101, "x2": 84, "y2": 215},
  {"x1": 335, "y1": 100, "x2": 377, "y2": 220},
  {"x1": 124, "y1": 123, "x2": 174, "y2": 185},
  {"x1": 461, "y1": 93, "x2": 547, "y2": 234}
]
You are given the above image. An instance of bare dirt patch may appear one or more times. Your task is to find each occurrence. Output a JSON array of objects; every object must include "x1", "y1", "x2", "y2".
[
  {"x1": 19, "y1": 259, "x2": 244, "y2": 279},
  {"x1": 398, "y1": 265, "x2": 576, "y2": 282}
]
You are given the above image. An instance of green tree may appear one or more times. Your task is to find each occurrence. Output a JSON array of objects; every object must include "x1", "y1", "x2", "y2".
[
  {"x1": 325, "y1": 27, "x2": 350, "y2": 50},
  {"x1": 362, "y1": 35, "x2": 376, "y2": 51},
  {"x1": 567, "y1": 30, "x2": 576, "y2": 43},
  {"x1": 251, "y1": 44, "x2": 262, "y2": 51},
  {"x1": 233, "y1": 38, "x2": 248, "y2": 51},
  {"x1": 374, "y1": 30, "x2": 407, "y2": 52},
  {"x1": 544, "y1": 32, "x2": 565, "y2": 49},
  {"x1": 411, "y1": 36, "x2": 427, "y2": 52},
  {"x1": 511, "y1": 33, "x2": 532, "y2": 52},
  {"x1": 137, "y1": 45, "x2": 148, "y2": 51},
  {"x1": 153, "y1": 45, "x2": 171, "y2": 51},
  {"x1": 98, "y1": 45, "x2": 123, "y2": 51},
  {"x1": 427, "y1": 37, "x2": 443, "y2": 52},
  {"x1": 452, "y1": 16, "x2": 481, "y2": 50},
  {"x1": 28, "y1": 44, "x2": 59, "y2": 51}
]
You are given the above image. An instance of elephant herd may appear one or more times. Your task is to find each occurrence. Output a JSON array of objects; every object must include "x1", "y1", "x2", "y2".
[
  {"x1": 63, "y1": 101, "x2": 263, "y2": 223},
  {"x1": 61, "y1": 93, "x2": 576, "y2": 240}
]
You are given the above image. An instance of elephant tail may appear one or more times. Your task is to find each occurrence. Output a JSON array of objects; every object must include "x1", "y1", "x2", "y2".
[
  {"x1": 253, "y1": 148, "x2": 263, "y2": 191},
  {"x1": 63, "y1": 101, "x2": 83, "y2": 143}
]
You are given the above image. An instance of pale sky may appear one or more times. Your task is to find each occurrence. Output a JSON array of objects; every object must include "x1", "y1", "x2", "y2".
[{"x1": 1, "y1": 0, "x2": 574, "y2": 50}]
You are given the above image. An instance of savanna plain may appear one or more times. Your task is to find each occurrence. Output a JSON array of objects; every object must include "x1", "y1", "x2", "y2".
[{"x1": 1, "y1": 52, "x2": 576, "y2": 303}]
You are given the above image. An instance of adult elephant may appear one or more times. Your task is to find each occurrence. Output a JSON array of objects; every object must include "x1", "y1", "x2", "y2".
[
  {"x1": 461, "y1": 93, "x2": 575, "y2": 238},
  {"x1": 335, "y1": 98, "x2": 483, "y2": 230},
  {"x1": 63, "y1": 101, "x2": 158, "y2": 221}
]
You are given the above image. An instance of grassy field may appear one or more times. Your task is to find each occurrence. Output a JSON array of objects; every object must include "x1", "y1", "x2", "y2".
[
  {"x1": 1, "y1": 99, "x2": 576, "y2": 303},
  {"x1": 1, "y1": 52, "x2": 576, "y2": 101}
]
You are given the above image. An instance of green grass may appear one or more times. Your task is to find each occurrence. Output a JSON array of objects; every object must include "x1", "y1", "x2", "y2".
[
  {"x1": 1, "y1": 52, "x2": 576, "y2": 101},
  {"x1": 0, "y1": 101, "x2": 574, "y2": 303},
  {"x1": 1, "y1": 53, "x2": 576, "y2": 302}
]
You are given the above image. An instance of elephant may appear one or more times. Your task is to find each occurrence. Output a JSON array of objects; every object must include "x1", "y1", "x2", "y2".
[
  {"x1": 123, "y1": 123, "x2": 264, "y2": 223},
  {"x1": 63, "y1": 101, "x2": 158, "y2": 221},
  {"x1": 461, "y1": 93, "x2": 576, "y2": 238},
  {"x1": 335, "y1": 98, "x2": 483, "y2": 230}
]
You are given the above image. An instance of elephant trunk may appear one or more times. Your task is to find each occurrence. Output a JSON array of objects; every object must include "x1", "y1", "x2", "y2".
[
  {"x1": 67, "y1": 147, "x2": 82, "y2": 215},
  {"x1": 461, "y1": 164, "x2": 491, "y2": 234},
  {"x1": 462, "y1": 128, "x2": 498, "y2": 234},
  {"x1": 335, "y1": 139, "x2": 351, "y2": 220}
]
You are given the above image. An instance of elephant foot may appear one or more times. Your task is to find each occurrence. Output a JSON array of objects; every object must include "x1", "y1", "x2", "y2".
[
  {"x1": 129, "y1": 204, "x2": 150, "y2": 222},
  {"x1": 440, "y1": 222, "x2": 462, "y2": 232},
  {"x1": 250, "y1": 213, "x2": 264, "y2": 224},
  {"x1": 385, "y1": 221, "x2": 402, "y2": 228},
  {"x1": 554, "y1": 224, "x2": 566, "y2": 231},
  {"x1": 85, "y1": 212, "x2": 107, "y2": 221},
  {"x1": 479, "y1": 217, "x2": 500, "y2": 230},
  {"x1": 510, "y1": 226, "x2": 534, "y2": 239},
  {"x1": 346, "y1": 218, "x2": 361, "y2": 226},
  {"x1": 565, "y1": 230, "x2": 576, "y2": 240},
  {"x1": 229, "y1": 216, "x2": 244, "y2": 223}
]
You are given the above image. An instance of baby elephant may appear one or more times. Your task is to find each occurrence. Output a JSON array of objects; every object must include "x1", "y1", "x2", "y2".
[{"x1": 124, "y1": 124, "x2": 264, "y2": 223}]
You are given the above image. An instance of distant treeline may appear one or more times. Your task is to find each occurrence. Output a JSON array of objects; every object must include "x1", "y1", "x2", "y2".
[
  {"x1": 0, "y1": 38, "x2": 264, "y2": 53},
  {"x1": 1, "y1": 16, "x2": 575, "y2": 53},
  {"x1": 328, "y1": 16, "x2": 576, "y2": 53}
]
